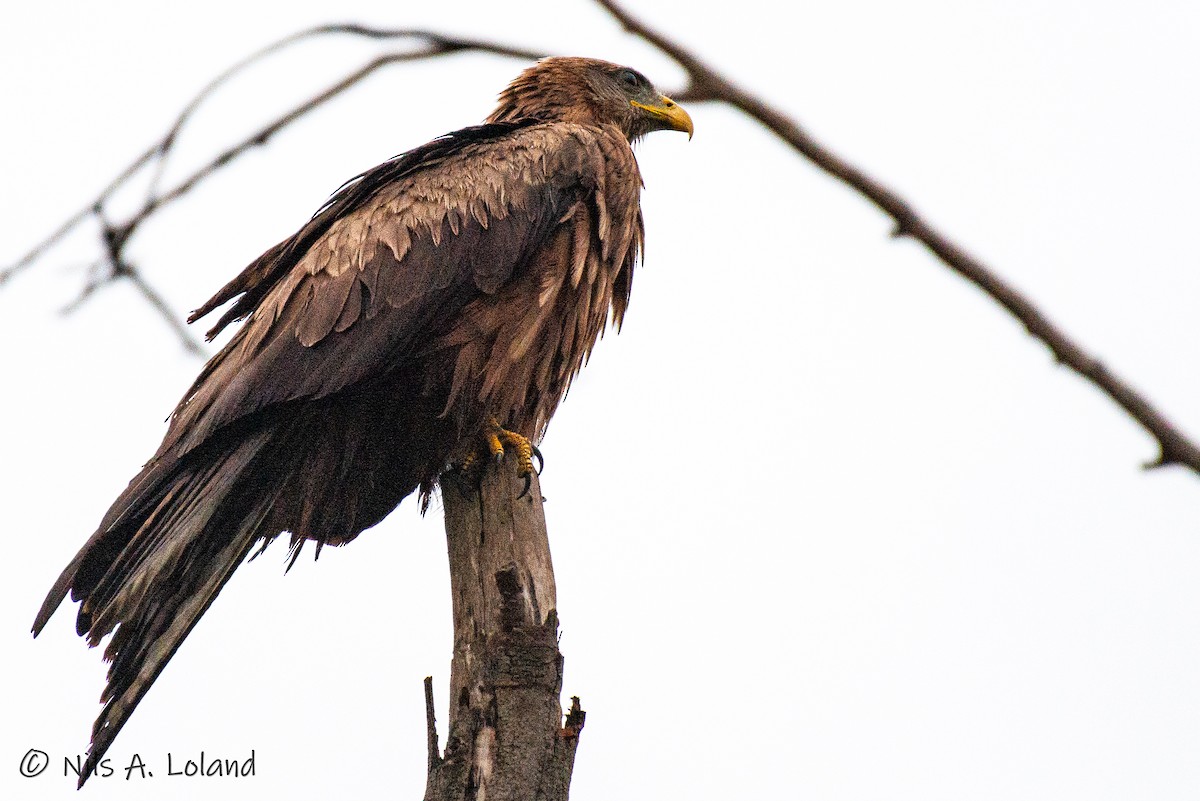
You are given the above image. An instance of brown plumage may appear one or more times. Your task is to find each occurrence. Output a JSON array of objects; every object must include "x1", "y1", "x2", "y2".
[{"x1": 32, "y1": 57, "x2": 692, "y2": 786}]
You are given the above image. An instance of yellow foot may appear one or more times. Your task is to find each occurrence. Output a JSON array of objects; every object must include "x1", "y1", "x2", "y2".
[{"x1": 458, "y1": 418, "x2": 543, "y2": 498}]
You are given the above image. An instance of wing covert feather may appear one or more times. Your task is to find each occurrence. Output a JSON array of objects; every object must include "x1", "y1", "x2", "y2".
[{"x1": 165, "y1": 123, "x2": 613, "y2": 457}]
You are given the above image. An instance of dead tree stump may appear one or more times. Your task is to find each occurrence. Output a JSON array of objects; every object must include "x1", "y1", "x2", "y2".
[{"x1": 424, "y1": 463, "x2": 585, "y2": 801}]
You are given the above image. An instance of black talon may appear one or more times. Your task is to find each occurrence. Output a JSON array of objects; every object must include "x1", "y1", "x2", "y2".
[
  {"x1": 531, "y1": 445, "x2": 544, "y2": 475},
  {"x1": 519, "y1": 472, "x2": 532, "y2": 499}
]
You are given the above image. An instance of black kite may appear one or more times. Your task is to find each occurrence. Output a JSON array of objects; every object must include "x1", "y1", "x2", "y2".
[{"x1": 32, "y1": 56, "x2": 691, "y2": 785}]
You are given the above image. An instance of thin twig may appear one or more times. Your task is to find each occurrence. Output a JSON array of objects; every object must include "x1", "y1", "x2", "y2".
[
  {"x1": 594, "y1": 0, "x2": 1200, "y2": 475},
  {"x1": 58, "y1": 262, "x2": 108, "y2": 315},
  {"x1": 93, "y1": 211, "x2": 208, "y2": 355},
  {"x1": 122, "y1": 267, "x2": 206, "y2": 356}
]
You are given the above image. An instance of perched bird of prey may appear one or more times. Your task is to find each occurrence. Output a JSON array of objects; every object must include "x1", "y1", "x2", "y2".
[{"x1": 32, "y1": 56, "x2": 692, "y2": 785}]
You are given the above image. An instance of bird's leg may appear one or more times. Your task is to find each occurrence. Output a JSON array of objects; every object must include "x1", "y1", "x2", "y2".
[{"x1": 479, "y1": 417, "x2": 543, "y2": 498}]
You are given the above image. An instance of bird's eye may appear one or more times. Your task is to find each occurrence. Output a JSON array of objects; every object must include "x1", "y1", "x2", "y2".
[{"x1": 619, "y1": 70, "x2": 640, "y2": 88}]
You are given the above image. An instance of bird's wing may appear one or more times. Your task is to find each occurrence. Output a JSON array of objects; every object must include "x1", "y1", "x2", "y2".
[
  {"x1": 161, "y1": 120, "x2": 619, "y2": 458},
  {"x1": 33, "y1": 119, "x2": 631, "y2": 636}
]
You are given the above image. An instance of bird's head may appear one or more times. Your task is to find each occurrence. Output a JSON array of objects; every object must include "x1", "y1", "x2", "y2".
[{"x1": 487, "y1": 56, "x2": 693, "y2": 142}]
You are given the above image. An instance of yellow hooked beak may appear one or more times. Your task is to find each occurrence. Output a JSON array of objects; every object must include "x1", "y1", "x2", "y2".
[{"x1": 631, "y1": 95, "x2": 694, "y2": 139}]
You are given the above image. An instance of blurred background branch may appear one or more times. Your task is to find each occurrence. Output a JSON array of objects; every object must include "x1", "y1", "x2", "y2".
[{"x1": 4, "y1": 0, "x2": 1198, "y2": 475}]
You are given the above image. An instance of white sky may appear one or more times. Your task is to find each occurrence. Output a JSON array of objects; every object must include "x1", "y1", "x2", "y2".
[{"x1": 4, "y1": 1, "x2": 1200, "y2": 799}]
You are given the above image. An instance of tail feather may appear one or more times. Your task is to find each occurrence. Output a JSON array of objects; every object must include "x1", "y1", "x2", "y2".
[
  {"x1": 84, "y1": 492, "x2": 272, "y2": 787},
  {"x1": 87, "y1": 448, "x2": 252, "y2": 645},
  {"x1": 33, "y1": 430, "x2": 281, "y2": 789},
  {"x1": 32, "y1": 550, "x2": 87, "y2": 638}
]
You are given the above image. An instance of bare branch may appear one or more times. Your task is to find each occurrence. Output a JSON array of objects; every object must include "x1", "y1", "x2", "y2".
[
  {"x1": 594, "y1": 0, "x2": 1200, "y2": 476},
  {"x1": 121, "y1": 267, "x2": 207, "y2": 356},
  {"x1": 2, "y1": 26, "x2": 543, "y2": 354},
  {"x1": 96, "y1": 213, "x2": 208, "y2": 355},
  {"x1": 8, "y1": 7, "x2": 1199, "y2": 474},
  {"x1": 1, "y1": 166, "x2": 153, "y2": 288},
  {"x1": 146, "y1": 25, "x2": 546, "y2": 199},
  {"x1": 4, "y1": 27, "x2": 542, "y2": 287}
]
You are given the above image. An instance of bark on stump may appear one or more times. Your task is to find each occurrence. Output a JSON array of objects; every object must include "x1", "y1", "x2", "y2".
[{"x1": 425, "y1": 463, "x2": 584, "y2": 801}]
